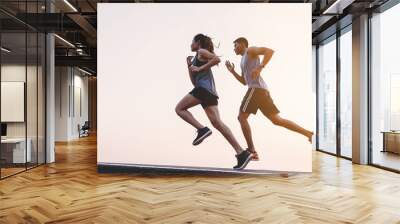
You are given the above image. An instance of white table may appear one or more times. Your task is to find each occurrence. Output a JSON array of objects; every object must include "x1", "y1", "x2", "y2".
[{"x1": 1, "y1": 138, "x2": 32, "y2": 163}]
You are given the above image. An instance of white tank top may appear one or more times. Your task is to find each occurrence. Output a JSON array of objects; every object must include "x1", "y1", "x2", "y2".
[{"x1": 240, "y1": 49, "x2": 268, "y2": 90}]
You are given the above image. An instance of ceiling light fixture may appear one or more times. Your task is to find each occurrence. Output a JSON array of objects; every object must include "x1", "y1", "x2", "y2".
[
  {"x1": 78, "y1": 67, "x2": 93, "y2": 76},
  {"x1": 322, "y1": 0, "x2": 354, "y2": 15},
  {"x1": 63, "y1": 0, "x2": 78, "y2": 12},
  {"x1": 1, "y1": 47, "x2": 11, "y2": 53},
  {"x1": 54, "y1": 34, "x2": 75, "y2": 48}
]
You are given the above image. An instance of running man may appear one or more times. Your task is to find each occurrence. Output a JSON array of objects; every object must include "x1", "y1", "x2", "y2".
[
  {"x1": 225, "y1": 37, "x2": 313, "y2": 160},
  {"x1": 175, "y1": 34, "x2": 253, "y2": 170}
]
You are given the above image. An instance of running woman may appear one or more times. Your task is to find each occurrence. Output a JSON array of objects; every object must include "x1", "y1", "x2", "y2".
[
  {"x1": 175, "y1": 34, "x2": 253, "y2": 170},
  {"x1": 225, "y1": 37, "x2": 313, "y2": 161}
]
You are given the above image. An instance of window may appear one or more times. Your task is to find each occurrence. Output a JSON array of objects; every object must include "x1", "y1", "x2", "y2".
[
  {"x1": 317, "y1": 36, "x2": 337, "y2": 154},
  {"x1": 339, "y1": 27, "x2": 352, "y2": 158},
  {"x1": 370, "y1": 2, "x2": 400, "y2": 171}
]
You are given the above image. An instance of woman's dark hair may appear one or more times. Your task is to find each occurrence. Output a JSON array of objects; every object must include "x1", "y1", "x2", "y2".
[{"x1": 194, "y1": 33, "x2": 214, "y2": 53}]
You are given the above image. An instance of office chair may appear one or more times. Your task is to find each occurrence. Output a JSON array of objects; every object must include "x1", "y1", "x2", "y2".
[{"x1": 79, "y1": 121, "x2": 90, "y2": 138}]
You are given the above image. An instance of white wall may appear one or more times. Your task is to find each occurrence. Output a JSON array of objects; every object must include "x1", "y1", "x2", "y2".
[
  {"x1": 98, "y1": 3, "x2": 314, "y2": 172},
  {"x1": 55, "y1": 67, "x2": 89, "y2": 141},
  {"x1": 55, "y1": 66, "x2": 69, "y2": 141},
  {"x1": 72, "y1": 72, "x2": 89, "y2": 138}
]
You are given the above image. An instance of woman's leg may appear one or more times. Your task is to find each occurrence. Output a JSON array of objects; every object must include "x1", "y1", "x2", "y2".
[
  {"x1": 175, "y1": 94, "x2": 204, "y2": 129},
  {"x1": 204, "y1": 106, "x2": 244, "y2": 155}
]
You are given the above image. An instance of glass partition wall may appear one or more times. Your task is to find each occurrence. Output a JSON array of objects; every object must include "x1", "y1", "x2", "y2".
[
  {"x1": 0, "y1": 31, "x2": 27, "y2": 177},
  {"x1": 0, "y1": 2, "x2": 46, "y2": 179}
]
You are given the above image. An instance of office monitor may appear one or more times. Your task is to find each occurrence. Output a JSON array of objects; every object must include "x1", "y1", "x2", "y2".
[{"x1": 1, "y1": 123, "x2": 7, "y2": 137}]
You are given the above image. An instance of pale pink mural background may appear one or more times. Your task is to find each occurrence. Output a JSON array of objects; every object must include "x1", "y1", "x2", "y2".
[{"x1": 97, "y1": 3, "x2": 314, "y2": 172}]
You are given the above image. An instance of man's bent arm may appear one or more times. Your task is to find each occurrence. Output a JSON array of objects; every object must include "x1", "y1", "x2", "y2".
[{"x1": 248, "y1": 46, "x2": 274, "y2": 69}]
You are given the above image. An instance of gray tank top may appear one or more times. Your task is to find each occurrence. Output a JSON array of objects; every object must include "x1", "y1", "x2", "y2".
[
  {"x1": 240, "y1": 49, "x2": 268, "y2": 90},
  {"x1": 192, "y1": 54, "x2": 218, "y2": 97}
]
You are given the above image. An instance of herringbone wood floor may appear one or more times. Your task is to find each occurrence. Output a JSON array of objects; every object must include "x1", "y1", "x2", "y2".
[{"x1": 1, "y1": 134, "x2": 400, "y2": 224}]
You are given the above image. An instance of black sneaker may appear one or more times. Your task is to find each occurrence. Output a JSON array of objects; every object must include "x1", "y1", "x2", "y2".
[
  {"x1": 192, "y1": 127, "x2": 212, "y2": 146},
  {"x1": 233, "y1": 150, "x2": 253, "y2": 170}
]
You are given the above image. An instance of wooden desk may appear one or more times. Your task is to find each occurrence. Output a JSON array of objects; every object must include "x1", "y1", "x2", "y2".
[{"x1": 382, "y1": 131, "x2": 400, "y2": 154}]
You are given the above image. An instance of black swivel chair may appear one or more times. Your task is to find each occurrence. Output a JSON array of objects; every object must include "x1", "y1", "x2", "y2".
[{"x1": 79, "y1": 121, "x2": 90, "y2": 138}]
